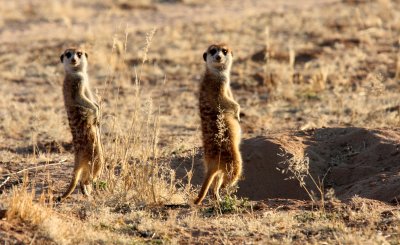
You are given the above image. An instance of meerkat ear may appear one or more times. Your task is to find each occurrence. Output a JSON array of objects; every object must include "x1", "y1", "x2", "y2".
[
  {"x1": 85, "y1": 52, "x2": 88, "y2": 59},
  {"x1": 60, "y1": 54, "x2": 64, "y2": 63},
  {"x1": 203, "y1": 52, "x2": 207, "y2": 62}
]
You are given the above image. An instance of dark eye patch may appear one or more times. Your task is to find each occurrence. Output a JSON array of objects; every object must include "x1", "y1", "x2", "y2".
[
  {"x1": 222, "y1": 49, "x2": 228, "y2": 55},
  {"x1": 210, "y1": 48, "x2": 217, "y2": 55},
  {"x1": 77, "y1": 52, "x2": 82, "y2": 58},
  {"x1": 65, "y1": 52, "x2": 72, "y2": 59}
]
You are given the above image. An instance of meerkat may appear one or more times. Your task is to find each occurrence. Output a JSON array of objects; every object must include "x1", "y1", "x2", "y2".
[
  {"x1": 58, "y1": 48, "x2": 104, "y2": 201},
  {"x1": 194, "y1": 44, "x2": 243, "y2": 205}
]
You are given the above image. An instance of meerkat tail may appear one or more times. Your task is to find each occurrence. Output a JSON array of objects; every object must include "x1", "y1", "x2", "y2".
[
  {"x1": 59, "y1": 166, "x2": 84, "y2": 201},
  {"x1": 194, "y1": 170, "x2": 220, "y2": 205}
]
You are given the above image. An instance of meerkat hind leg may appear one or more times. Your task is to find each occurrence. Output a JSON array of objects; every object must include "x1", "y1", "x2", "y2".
[
  {"x1": 89, "y1": 131, "x2": 104, "y2": 194},
  {"x1": 212, "y1": 173, "x2": 224, "y2": 202},
  {"x1": 79, "y1": 155, "x2": 93, "y2": 196},
  {"x1": 92, "y1": 133, "x2": 104, "y2": 183},
  {"x1": 80, "y1": 182, "x2": 92, "y2": 196},
  {"x1": 81, "y1": 155, "x2": 103, "y2": 196}
]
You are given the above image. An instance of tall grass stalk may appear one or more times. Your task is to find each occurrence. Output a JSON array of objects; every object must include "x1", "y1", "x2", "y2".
[{"x1": 100, "y1": 27, "x2": 179, "y2": 205}]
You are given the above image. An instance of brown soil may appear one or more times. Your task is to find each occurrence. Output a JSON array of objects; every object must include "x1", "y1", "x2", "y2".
[
  {"x1": 0, "y1": 219, "x2": 54, "y2": 245},
  {"x1": 173, "y1": 127, "x2": 400, "y2": 203}
]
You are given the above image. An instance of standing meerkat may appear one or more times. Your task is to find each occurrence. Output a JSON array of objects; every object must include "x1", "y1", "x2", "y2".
[
  {"x1": 194, "y1": 44, "x2": 243, "y2": 205},
  {"x1": 58, "y1": 48, "x2": 104, "y2": 201}
]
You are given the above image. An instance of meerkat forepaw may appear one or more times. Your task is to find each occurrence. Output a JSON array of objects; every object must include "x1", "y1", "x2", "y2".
[
  {"x1": 94, "y1": 115, "x2": 100, "y2": 126},
  {"x1": 93, "y1": 107, "x2": 100, "y2": 125},
  {"x1": 235, "y1": 111, "x2": 241, "y2": 122},
  {"x1": 94, "y1": 102, "x2": 100, "y2": 110},
  {"x1": 93, "y1": 106, "x2": 99, "y2": 115}
]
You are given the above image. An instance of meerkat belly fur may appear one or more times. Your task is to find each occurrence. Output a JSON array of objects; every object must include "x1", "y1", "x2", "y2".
[
  {"x1": 195, "y1": 44, "x2": 243, "y2": 205},
  {"x1": 58, "y1": 48, "x2": 104, "y2": 201}
]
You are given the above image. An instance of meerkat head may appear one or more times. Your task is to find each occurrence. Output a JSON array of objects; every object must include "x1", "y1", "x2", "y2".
[
  {"x1": 203, "y1": 44, "x2": 233, "y2": 73},
  {"x1": 60, "y1": 48, "x2": 88, "y2": 73}
]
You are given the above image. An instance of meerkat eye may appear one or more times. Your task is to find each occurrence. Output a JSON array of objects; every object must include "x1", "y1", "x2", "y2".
[
  {"x1": 77, "y1": 52, "x2": 82, "y2": 58},
  {"x1": 65, "y1": 52, "x2": 72, "y2": 59},
  {"x1": 210, "y1": 49, "x2": 217, "y2": 55},
  {"x1": 222, "y1": 49, "x2": 228, "y2": 55}
]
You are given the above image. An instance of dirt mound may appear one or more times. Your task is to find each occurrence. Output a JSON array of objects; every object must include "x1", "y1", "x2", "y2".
[{"x1": 171, "y1": 127, "x2": 400, "y2": 203}]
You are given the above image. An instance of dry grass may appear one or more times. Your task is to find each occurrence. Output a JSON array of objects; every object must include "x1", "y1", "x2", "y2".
[{"x1": 1, "y1": 0, "x2": 400, "y2": 243}]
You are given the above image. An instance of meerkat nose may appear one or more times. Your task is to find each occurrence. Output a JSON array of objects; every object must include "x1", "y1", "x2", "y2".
[{"x1": 215, "y1": 55, "x2": 221, "y2": 61}]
